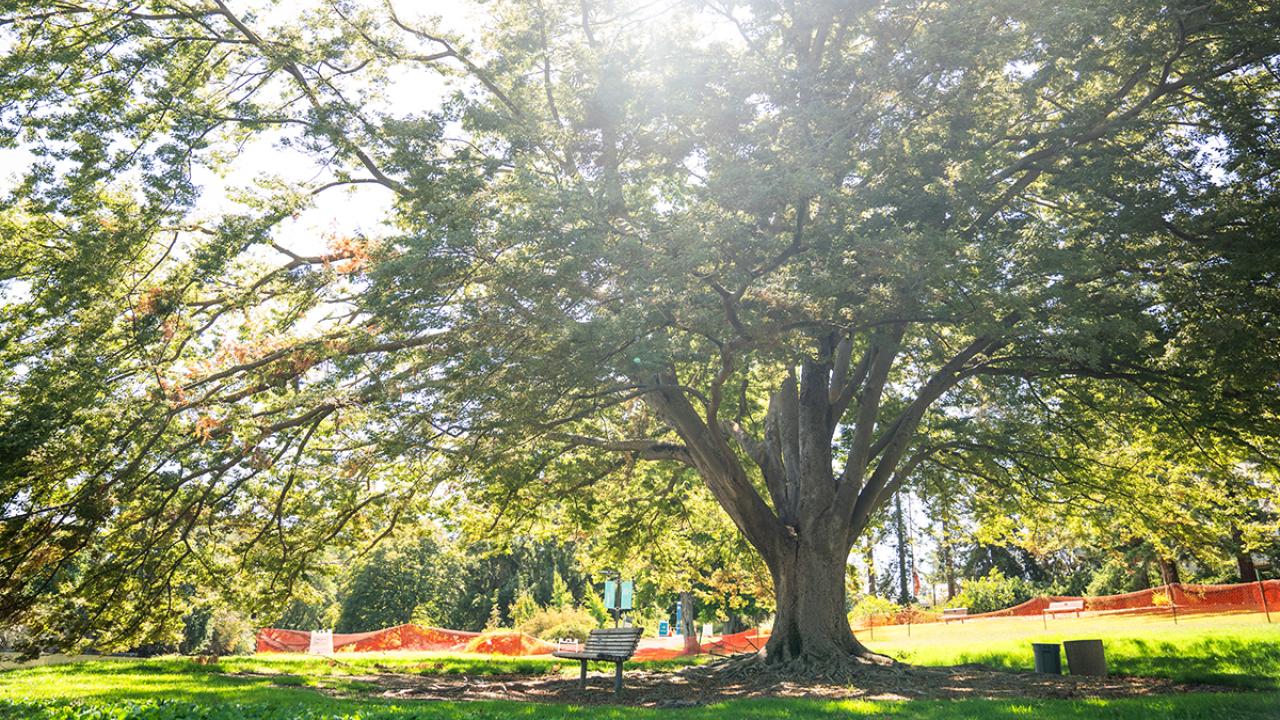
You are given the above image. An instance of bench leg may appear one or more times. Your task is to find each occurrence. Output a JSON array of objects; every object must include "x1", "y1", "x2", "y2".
[
  {"x1": 614, "y1": 661, "x2": 623, "y2": 694},
  {"x1": 579, "y1": 659, "x2": 587, "y2": 688}
]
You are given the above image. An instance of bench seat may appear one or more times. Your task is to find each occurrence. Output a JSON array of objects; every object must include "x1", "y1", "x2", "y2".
[
  {"x1": 553, "y1": 627, "x2": 643, "y2": 694},
  {"x1": 551, "y1": 651, "x2": 633, "y2": 662}
]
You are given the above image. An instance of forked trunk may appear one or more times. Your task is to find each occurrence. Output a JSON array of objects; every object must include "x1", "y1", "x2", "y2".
[{"x1": 762, "y1": 539, "x2": 879, "y2": 665}]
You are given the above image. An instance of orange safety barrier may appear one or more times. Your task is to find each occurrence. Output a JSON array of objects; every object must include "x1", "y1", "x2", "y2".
[
  {"x1": 258, "y1": 580, "x2": 1279, "y2": 656},
  {"x1": 463, "y1": 630, "x2": 556, "y2": 656}
]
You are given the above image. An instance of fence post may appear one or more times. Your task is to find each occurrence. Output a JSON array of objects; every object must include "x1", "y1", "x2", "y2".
[
  {"x1": 1167, "y1": 583, "x2": 1178, "y2": 625},
  {"x1": 1259, "y1": 577, "x2": 1272, "y2": 624}
]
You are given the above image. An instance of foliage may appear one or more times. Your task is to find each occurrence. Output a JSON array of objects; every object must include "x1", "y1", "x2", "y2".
[
  {"x1": 848, "y1": 596, "x2": 902, "y2": 622},
  {"x1": 509, "y1": 589, "x2": 541, "y2": 630},
  {"x1": 334, "y1": 527, "x2": 462, "y2": 634},
  {"x1": 549, "y1": 572, "x2": 574, "y2": 611},
  {"x1": 516, "y1": 606, "x2": 600, "y2": 642},
  {"x1": 1, "y1": 0, "x2": 1279, "y2": 660},
  {"x1": 946, "y1": 571, "x2": 1034, "y2": 615},
  {"x1": 204, "y1": 611, "x2": 255, "y2": 657}
]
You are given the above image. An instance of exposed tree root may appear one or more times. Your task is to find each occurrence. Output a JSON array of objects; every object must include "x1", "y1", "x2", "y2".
[{"x1": 687, "y1": 649, "x2": 903, "y2": 685}]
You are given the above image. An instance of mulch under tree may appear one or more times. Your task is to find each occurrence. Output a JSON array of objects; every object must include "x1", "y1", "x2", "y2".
[{"x1": 255, "y1": 657, "x2": 1240, "y2": 708}]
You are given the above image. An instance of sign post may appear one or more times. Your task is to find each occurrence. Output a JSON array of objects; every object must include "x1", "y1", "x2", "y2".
[
  {"x1": 1254, "y1": 557, "x2": 1273, "y2": 624},
  {"x1": 601, "y1": 572, "x2": 633, "y2": 627}
]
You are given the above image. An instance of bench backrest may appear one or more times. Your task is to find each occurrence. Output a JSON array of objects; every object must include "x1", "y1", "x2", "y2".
[
  {"x1": 1047, "y1": 600, "x2": 1084, "y2": 611},
  {"x1": 582, "y1": 627, "x2": 644, "y2": 657},
  {"x1": 942, "y1": 607, "x2": 968, "y2": 616}
]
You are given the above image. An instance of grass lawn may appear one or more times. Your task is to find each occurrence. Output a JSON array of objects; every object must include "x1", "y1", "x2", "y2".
[
  {"x1": 863, "y1": 610, "x2": 1280, "y2": 689},
  {"x1": 1, "y1": 612, "x2": 1278, "y2": 719}
]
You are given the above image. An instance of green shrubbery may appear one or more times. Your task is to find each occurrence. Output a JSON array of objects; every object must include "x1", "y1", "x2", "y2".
[
  {"x1": 515, "y1": 606, "x2": 599, "y2": 642},
  {"x1": 848, "y1": 595, "x2": 902, "y2": 625},
  {"x1": 946, "y1": 570, "x2": 1034, "y2": 614},
  {"x1": 179, "y1": 607, "x2": 255, "y2": 656}
]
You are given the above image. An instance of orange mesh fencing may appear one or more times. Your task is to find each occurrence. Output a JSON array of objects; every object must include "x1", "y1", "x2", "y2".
[
  {"x1": 335, "y1": 624, "x2": 479, "y2": 652},
  {"x1": 255, "y1": 624, "x2": 545, "y2": 655},
  {"x1": 463, "y1": 630, "x2": 556, "y2": 656},
  {"x1": 960, "y1": 580, "x2": 1280, "y2": 620},
  {"x1": 258, "y1": 580, "x2": 1279, "y2": 657},
  {"x1": 701, "y1": 628, "x2": 770, "y2": 655},
  {"x1": 255, "y1": 627, "x2": 311, "y2": 653}
]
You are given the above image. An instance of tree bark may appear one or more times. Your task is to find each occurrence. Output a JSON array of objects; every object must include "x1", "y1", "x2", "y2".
[
  {"x1": 679, "y1": 591, "x2": 699, "y2": 655},
  {"x1": 864, "y1": 540, "x2": 877, "y2": 596},
  {"x1": 1157, "y1": 557, "x2": 1180, "y2": 586},
  {"x1": 761, "y1": 536, "x2": 880, "y2": 665},
  {"x1": 893, "y1": 493, "x2": 911, "y2": 605}
]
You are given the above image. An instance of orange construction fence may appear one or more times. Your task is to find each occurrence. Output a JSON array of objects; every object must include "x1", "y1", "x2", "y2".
[
  {"x1": 256, "y1": 624, "x2": 551, "y2": 655},
  {"x1": 257, "y1": 580, "x2": 1278, "y2": 657},
  {"x1": 850, "y1": 578, "x2": 1280, "y2": 628}
]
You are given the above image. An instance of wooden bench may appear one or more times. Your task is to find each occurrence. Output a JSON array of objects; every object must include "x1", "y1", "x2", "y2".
[
  {"x1": 942, "y1": 607, "x2": 969, "y2": 623},
  {"x1": 1044, "y1": 600, "x2": 1084, "y2": 618},
  {"x1": 552, "y1": 627, "x2": 643, "y2": 694}
]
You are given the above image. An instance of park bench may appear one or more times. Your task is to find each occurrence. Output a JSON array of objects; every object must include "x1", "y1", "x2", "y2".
[
  {"x1": 1044, "y1": 600, "x2": 1084, "y2": 619},
  {"x1": 552, "y1": 627, "x2": 643, "y2": 694},
  {"x1": 942, "y1": 607, "x2": 968, "y2": 623}
]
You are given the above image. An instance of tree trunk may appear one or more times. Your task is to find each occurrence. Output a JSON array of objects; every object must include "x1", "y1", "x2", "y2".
[
  {"x1": 939, "y1": 512, "x2": 957, "y2": 600},
  {"x1": 1157, "y1": 557, "x2": 1180, "y2": 586},
  {"x1": 893, "y1": 493, "x2": 911, "y2": 605},
  {"x1": 1232, "y1": 527, "x2": 1258, "y2": 582},
  {"x1": 864, "y1": 540, "x2": 877, "y2": 596},
  {"x1": 1237, "y1": 552, "x2": 1258, "y2": 583},
  {"x1": 679, "y1": 591, "x2": 699, "y2": 655},
  {"x1": 762, "y1": 539, "x2": 879, "y2": 665}
]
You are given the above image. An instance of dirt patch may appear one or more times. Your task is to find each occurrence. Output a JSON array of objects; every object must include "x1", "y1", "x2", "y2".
[{"x1": 282, "y1": 660, "x2": 1241, "y2": 707}]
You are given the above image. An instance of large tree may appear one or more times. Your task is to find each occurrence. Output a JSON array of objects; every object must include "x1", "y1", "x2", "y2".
[{"x1": 2, "y1": 0, "x2": 1279, "y2": 669}]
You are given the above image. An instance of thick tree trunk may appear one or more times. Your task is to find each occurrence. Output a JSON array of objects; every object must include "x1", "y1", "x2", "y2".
[
  {"x1": 762, "y1": 539, "x2": 879, "y2": 665},
  {"x1": 1157, "y1": 557, "x2": 1180, "y2": 586}
]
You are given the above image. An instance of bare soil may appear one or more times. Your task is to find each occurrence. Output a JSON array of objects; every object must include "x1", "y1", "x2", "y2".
[{"x1": 281, "y1": 658, "x2": 1242, "y2": 707}]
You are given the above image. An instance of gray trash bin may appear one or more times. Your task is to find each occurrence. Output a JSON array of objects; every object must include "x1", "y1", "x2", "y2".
[
  {"x1": 1032, "y1": 642, "x2": 1062, "y2": 674},
  {"x1": 1063, "y1": 639, "x2": 1107, "y2": 676}
]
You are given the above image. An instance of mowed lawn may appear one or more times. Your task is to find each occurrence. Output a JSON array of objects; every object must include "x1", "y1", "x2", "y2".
[
  {"x1": 1, "y1": 612, "x2": 1278, "y2": 719},
  {"x1": 863, "y1": 610, "x2": 1280, "y2": 689}
]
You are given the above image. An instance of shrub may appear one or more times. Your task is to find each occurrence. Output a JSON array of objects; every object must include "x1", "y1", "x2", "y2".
[
  {"x1": 205, "y1": 609, "x2": 255, "y2": 656},
  {"x1": 848, "y1": 595, "x2": 902, "y2": 626},
  {"x1": 517, "y1": 606, "x2": 599, "y2": 641},
  {"x1": 180, "y1": 607, "x2": 214, "y2": 655},
  {"x1": 509, "y1": 589, "x2": 541, "y2": 628},
  {"x1": 948, "y1": 570, "x2": 1033, "y2": 614}
]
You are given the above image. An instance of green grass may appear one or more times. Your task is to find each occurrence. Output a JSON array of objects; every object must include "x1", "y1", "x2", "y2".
[
  {"x1": 3, "y1": 613, "x2": 1279, "y2": 719},
  {"x1": 861, "y1": 610, "x2": 1280, "y2": 689}
]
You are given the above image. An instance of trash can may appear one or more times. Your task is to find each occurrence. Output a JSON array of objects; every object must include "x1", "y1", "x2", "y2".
[
  {"x1": 1063, "y1": 639, "x2": 1107, "y2": 676},
  {"x1": 1032, "y1": 642, "x2": 1062, "y2": 674}
]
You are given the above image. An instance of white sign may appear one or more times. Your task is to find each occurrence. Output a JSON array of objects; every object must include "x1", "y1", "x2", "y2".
[{"x1": 308, "y1": 629, "x2": 333, "y2": 655}]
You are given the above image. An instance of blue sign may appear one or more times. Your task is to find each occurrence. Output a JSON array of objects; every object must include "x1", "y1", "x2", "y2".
[
  {"x1": 658, "y1": 620, "x2": 669, "y2": 636},
  {"x1": 619, "y1": 580, "x2": 634, "y2": 610},
  {"x1": 603, "y1": 580, "x2": 617, "y2": 609}
]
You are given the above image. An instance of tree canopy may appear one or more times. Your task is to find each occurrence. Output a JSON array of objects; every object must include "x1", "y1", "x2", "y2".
[{"x1": 1, "y1": 0, "x2": 1278, "y2": 666}]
